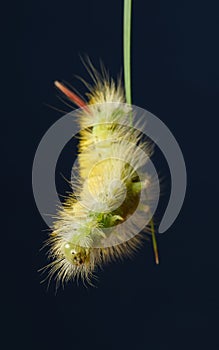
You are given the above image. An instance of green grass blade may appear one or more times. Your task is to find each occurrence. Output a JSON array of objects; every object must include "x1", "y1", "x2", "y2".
[
  {"x1": 123, "y1": 0, "x2": 132, "y2": 105},
  {"x1": 123, "y1": 0, "x2": 159, "y2": 264}
]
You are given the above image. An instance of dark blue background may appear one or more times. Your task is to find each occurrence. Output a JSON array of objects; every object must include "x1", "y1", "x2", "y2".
[{"x1": 5, "y1": 0, "x2": 219, "y2": 349}]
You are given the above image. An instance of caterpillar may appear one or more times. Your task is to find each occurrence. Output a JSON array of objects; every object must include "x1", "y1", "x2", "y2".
[
  {"x1": 40, "y1": 1, "x2": 161, "y2": 288},
  {"x1": 43, "y1": 66, "x2": 157, "y2": 287}
]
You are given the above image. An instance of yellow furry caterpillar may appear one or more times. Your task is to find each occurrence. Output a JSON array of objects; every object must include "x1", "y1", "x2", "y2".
[
  {"x1": 43, "y1": 70, "x2": 157, "y2": 287},
  {"x1": 40, "y1": 1, "x2": 162, "y2": 287}
]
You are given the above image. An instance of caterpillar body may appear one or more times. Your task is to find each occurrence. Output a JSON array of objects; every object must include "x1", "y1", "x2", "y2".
[{"x1": 45, "y1": 71, "x2": 156, "y2": 287}]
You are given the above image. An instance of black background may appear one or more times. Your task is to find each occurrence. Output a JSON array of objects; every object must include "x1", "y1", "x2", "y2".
[{"x1": 4, "y1": 0, "x2": 219, "y2": 349}]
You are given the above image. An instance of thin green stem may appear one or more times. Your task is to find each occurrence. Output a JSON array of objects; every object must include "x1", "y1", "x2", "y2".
[
  {"x1": 123, "y1": 0, "x2": 132, "y2": 106},
  {"x1": 123, "y1": 0, "x2": 159, "y2": 264},
  {"x1": 150, "y1": 218, "x2": 159, "y2": 265}
]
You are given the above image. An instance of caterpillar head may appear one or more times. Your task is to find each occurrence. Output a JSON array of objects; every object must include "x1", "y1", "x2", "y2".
[{"x1": 62, "y1": 242, "x2": 90, "y2": 266}]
